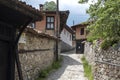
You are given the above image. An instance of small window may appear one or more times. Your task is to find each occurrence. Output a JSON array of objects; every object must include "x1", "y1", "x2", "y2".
[
  {"x1": 67, "y1": 32, "x2": 69, "y2": 37},
  {"x1": 31, "y1": 23, "x2": 35, "y2": 28},
  {"x1": 80, "y1": 28, "x2": 84, "y2": 35},
  {"x1": 28, "y1": 22, "x2": 36, "y2": 28},
  {"x1": 64, "y1": 29, "x2": 67, "y2": 35},
  {"x1": 72, "y1": 34, "x2": 75, "y2": 40},
  {"x1": 64, "y1": 29, "x2": 66, "y2": 34},
  {"x1": 46, "y1": 16, "x2": 54, "y2": 29},
  {"x1": 70, "y1": 34, "x2": 72, "y2": 41}
]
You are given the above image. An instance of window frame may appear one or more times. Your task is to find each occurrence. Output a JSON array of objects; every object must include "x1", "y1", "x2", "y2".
[
  {"x1": 31, "y1": 23, "x2": 36, "y2": 28},
  {"x1": 28, "y1": 22, "x2": 36, "y2": 28},
  {"x1": 70, "y1": 34, "x2": 72, "y2": 41},
  {"x1": 46, "y1": 16, "x2": 55, "y2": 30},
  {"x1": 80, "y1": 28, "x2": 84, "y2": 35},
  {"x1": 72, "y1": 34, "x2": 75, "y2": 41}
]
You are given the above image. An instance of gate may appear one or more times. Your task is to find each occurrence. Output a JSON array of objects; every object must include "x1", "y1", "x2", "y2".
[
  {"x1": 0, "y1": 21, "x2": 16, "y2": 80},
  {"x1": 76, "y1": 40, "x2": 85, "y2": 53}
]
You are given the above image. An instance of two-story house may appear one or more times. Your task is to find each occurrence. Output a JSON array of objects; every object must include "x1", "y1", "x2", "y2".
[
  {"x1": 35, "y1": 4, "x2": 69, "y2": 36},
  {"x1": 34, "y1": 4, "x2": 74, "y2": 52},
  {"x1": 60, "y1": 25, "x2": 74, "y2": 52},
  {"x1": 71, "y1": 23, "x2": 88, "y2": 53}
]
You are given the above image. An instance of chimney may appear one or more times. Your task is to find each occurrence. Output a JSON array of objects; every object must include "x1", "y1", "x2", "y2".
[{"x1": 39, "y1": 4, "x2": 43, "y2": 11}]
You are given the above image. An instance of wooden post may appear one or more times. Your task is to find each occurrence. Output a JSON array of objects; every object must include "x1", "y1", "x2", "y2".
[{"x1": 56, "y1": 0, "x2": 59, "y2": 61}]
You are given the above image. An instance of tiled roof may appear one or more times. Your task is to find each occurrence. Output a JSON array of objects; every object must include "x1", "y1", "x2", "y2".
[
  {"x1": 71, "y1": 23, "x2": 88, "y2": 28},
  {"x1": 59, "y1": 10, "x2": 70, "y2": 32},
  {"x1": 64, "y1": 25, "x2": 74, "y2": 34},
  {"x1": 25, "y1": 27, "x2": 58, "y2": 40},
  {"x1": 71, "y1": 22, "x2": 89, "y2": 31},
  {"x1": 0, "y1": 0, "x2": 43, "y2": 21}
]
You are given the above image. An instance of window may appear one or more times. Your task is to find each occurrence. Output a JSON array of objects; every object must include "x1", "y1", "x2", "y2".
[
  {"x1": 72, "y1": 34, "x2": 75, "y2": 40},
  {"x1": 46, "y1": 16, "x2": 54, "y2": 29},
  {"x1": 70, "y1": 34, "x2": 72, "y2": 41},
  {"x1": 64, "y1": 29, "x2": 66, "y2": 34},
  {"x1": 80, "y1": 28, "x2": 84, "y2": 35},
  {"x1": 31, "y1": 23, "x2": 35, "y2": 28},
  {"x1": 67, "y1": 31, "x2": 69, "y2": 37},
  {"x1": 28, "y1": 22, "x2": 36, "y2": 28}
]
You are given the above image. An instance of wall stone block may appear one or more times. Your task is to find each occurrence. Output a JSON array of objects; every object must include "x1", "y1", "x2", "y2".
[
  {"x1": 84, "y1": 42, "x2": 120, "y2": 80},
  {"x1": 16, "y1": 31, "x2": 56, "y2": 80}
]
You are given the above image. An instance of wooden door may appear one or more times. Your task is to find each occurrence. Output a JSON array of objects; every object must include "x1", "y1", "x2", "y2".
[
  {"x1": 76, "y1": 40, "x2": 84, "y2": 53},
  {"x1": 0, "y1": 21, "x2": 15, "y2": 80},
  {"x1": 0, "y1": 40, "x2": 9, "y2": 80}
]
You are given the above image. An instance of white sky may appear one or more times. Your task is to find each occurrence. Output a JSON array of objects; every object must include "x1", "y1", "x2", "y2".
[{"x1": 22, "y1": 0, "x2": 91, "y2": 26}]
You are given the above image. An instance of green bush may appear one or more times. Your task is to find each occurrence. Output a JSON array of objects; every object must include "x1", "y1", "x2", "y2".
[
  {"x1": 100, "y1": 39, "x2": 118, "y2": 50},
  {"x1": 40, "y1": 70, "x2": 49, "y2": 78},
  {"x1": 81, "y1": 56, "x2": 86, "y2": 61},
  {"x1": 36, "y1": 56, "x2": 63, "y2": 80},
  {"x1": 52, "y1": 61, "x2": 61, "y2": 69},
  {"x1": 81, "y1": 56, "x2": 93, "y2": 80},
  {"x1": 81, "y1": 0, "x2": 120, "y2": 49},
  {"x1": 39, "y1": 65, "x2": 53, "y2": 78},
  {"x1": 87, "y1": 36, "x2": 96, "y2": 43},
  {"x1": 100, "y1": 39, "x2": 111, "y2": 50}
]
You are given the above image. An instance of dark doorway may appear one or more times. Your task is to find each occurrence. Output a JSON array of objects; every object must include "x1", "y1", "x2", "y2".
[
  {"x1": 0, "y1": 40, "x2": 9, "y2": 80},
  {"x1": 0, "y1": 21, "x2": 15, "y2": 80},
  {"x1": 76, "y1": 40, "x2": 85, "y2": 53}
]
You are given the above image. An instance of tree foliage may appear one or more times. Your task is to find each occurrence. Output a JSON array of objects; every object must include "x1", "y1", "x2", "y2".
[
  {"x1": 79, "y1": 0, "x2": 88, "y2": 3},
  {"x1": 43, "y1": 1, "x2": 57, "y2": 11},
  {"x1": 79, "y1": 0, "x2": 120, "y2": 47}
]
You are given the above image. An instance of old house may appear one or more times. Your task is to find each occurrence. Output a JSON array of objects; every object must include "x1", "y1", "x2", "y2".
[
  {"x1": 0, "y1": 0, "x2": 42, "y2": 80},
  {"x1": 15, "y1": 3, "x2": 62, "y2": 80},
  {"x1": 60, "y1": 25, "x2": 74, "y2": 52},
  {"x1": 35, "y1": 4, "x2": 69, "y2": 36},
  {"x1": 34, "y1": 4, "x2": 73, "y2": 52},
  {"x1": 71, "y1": 23, "x2": 88, "y2": 53}
]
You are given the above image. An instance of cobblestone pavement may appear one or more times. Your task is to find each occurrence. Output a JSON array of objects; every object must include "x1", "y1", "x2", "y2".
[{"x1": 47, "y1": 50, "x2": 88, "y2": 80}]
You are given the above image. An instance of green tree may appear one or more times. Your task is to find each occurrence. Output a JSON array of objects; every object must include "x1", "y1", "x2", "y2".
[
  {"x1": 79, "y1": 0, "x2": 88, "y2": 3},
  {"x1": 79, "y1": 0, "x2": 120, "y2": 47},
  {"x1": 43, "y1": 1, "x2": 57, "y2": 11}
]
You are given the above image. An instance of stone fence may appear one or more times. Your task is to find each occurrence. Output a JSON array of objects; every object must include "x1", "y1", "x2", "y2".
[
  {"x1": 84, "y1": 42, "x2": 120, "y2": 80},
  {"x1": 15, "y1": 28, "x2": 57, "y2": 80}
]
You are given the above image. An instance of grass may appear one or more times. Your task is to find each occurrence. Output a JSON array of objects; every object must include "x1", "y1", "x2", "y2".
[
  {"x1": 36, "y1": 56, "x2": 63, "y2": 80},
  {"x1": 81, "y1": 56, "x2": 93, "y2": 80}
]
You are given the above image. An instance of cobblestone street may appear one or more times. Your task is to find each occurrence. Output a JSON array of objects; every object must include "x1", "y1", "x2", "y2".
[{"x1": 47, "y1": 51, "x2": 88, "y2": 80}]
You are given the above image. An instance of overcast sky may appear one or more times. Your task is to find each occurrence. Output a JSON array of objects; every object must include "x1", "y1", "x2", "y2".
[{"x1": 22, "y1": 0, "x2": 90, "y2": 26}]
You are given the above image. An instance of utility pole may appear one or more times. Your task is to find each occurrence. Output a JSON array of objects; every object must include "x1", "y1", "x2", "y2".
[
  {"x1": 73, "y1": 20, "x2": 75, "y2": 26},
  {"x1": 56, "y1": 0, "x2": 59, "y2": 61}
]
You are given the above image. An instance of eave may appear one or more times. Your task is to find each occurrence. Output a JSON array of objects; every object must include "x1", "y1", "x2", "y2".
[
  {"x1": 0, "y1": 0, "x2": 43, "y2": 27},
  {"x1": 71, "y1": 23, "x2": 88, "y2": 31}
]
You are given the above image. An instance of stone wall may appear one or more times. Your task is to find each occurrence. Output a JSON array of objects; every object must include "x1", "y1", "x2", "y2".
[
  {"x1": 15, "y1": 28, "x2": 56, "y2": 80},
  {"x1": 84, "y1": 42, "x2": 120, "y2": 80},
  {"x1": 84, "y1": 42, "x2": 95, "y2": 66}
]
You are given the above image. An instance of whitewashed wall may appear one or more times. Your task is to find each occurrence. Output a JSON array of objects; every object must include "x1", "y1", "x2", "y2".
[{"x1": 60, "y1": 28, "x2": 72, "y2": 46}]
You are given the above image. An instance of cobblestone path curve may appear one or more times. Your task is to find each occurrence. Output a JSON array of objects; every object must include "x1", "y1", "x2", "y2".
[{"x1": 47, "y1": 51, "x2": 88, "y2": 80}]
